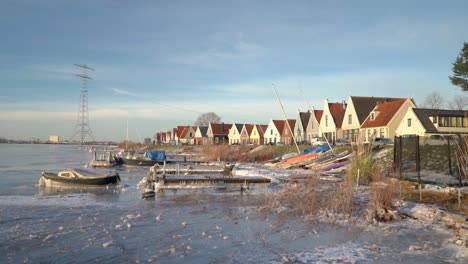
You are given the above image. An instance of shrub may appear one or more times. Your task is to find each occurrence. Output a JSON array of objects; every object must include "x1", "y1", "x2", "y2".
[{"x1": 346, "y1": 146, "x2": 377, "y2": 184}]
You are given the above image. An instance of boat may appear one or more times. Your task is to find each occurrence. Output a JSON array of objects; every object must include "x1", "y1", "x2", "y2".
[
  {"x1": 90, "y1": 151, "x2": 123, "y2": 168},
  {"x1": 39, "y1": 169, "x2": 120, "y2": 187},
  {"x1": 121, "y1": 150, "x2": 166, "y2": 167}
]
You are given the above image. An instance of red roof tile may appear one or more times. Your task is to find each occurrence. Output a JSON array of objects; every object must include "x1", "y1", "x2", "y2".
[
  {"x1": 210, "y1": 123, "x2": 232, "y2": 135},
  {"x1": 314, "y1": 110, "x2": 323, "y2": 123},
  {"x1": 245, "y1": 124, "x2": 254, "y2": 135},
  {"x1": 328, "y1": 103, "x2": 346, "y2": 128},
  {"x1": 176, "y1": 126, "x2": 189, "y2": 138},
  {"x1": 272, "y1": 120, "x2": 285, "y2": 134},
  {"x1": 361, "y1": 99, "x2": 408, "y2": 128},
  {"x1": 255, "y1": 125, "x2": 268, "y2": 137}
]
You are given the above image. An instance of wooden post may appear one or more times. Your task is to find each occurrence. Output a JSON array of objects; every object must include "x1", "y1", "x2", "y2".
[
  {"x1": 356, "y1": 169, "x2": 360, "y2": 191},
  {"x1": 398, "y1": 136, "x2": 403, "y2": 180},
  {"x1": 416, "y1": 135, "x2": 422, "y2": 201},
  {"x1": 447, "y1": 137, "x2": 452, "y2": 176}
]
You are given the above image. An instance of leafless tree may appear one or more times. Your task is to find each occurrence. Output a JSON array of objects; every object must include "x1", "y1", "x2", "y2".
[
  {"x1": 194, "y1": 112, "x2": 221, "y2": 126},
  {"x1": 421, "y1": 92, "x2": 445, "y2": 109},
  {"x1": 447, "y1": 95, "x2": 468, "y2": 110}
]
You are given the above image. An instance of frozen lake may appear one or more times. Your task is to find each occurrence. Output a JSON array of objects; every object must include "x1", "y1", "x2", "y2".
[{"x1": 0, "y1": 144, "x2": 466, "y2": 263}]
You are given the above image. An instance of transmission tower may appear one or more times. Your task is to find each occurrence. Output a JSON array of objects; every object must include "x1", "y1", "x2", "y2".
[{"x1": 70, "y1": 64, "x2": 95, "y2": 146}]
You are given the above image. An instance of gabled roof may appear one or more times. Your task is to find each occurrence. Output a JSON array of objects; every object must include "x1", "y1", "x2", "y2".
[
  {"x1": 413, "y1": 108, "x2": 468, "y2": 133},
  {"x1": 180, "y1": 126, "x2": 197, "y2": 138},
  {"x1": 328, "y1": 103, "x2": 346, "y2": 128},
  {"x1": 255, "y1": 124, "x2": 268, "y2": 137},
  {"x1": 234, "y1": 124, "x2": 243, "y2": 133},
  {"x1": 244, "y1": 124, "x2": 254, "y2": 135},
  {"x1": 299, "y1": 111, "x2": 311, "y2": 129},
  {"x1": 272, "y1": 120, "x2": 285, "y2": 133},
  {"x1": 361, "y1": 99, "x2": 408, "y2": 128},
  {"x1": 176, "y1": 126, "x2": 189, "y2": 138},
  {"x1": 351, "y1": 96, "x2": 405, "y2": 124},
  {"x1": 284, "y1": 119, "x2": 296, "y2": 134},
  {"x1": 314, "y1": 110, "x2": 323, "y2": 123},
  {"x1": 210, "y1": 123, "x2": 232, "y2": 135},
  {"x1": 197, "y1": 126, "x2": 209, "y2": 137}
]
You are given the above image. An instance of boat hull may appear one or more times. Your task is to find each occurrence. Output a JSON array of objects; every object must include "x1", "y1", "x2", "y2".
[
  {"x1": 121, "y1": 158, "x2": 162, "y2": 167},
  {"x1": 40, "y1": 172, "x2": 120, "y2": 187}
]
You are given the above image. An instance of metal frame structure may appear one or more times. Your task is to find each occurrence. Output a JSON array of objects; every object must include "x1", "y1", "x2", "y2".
[{"x1": 70, "y1": 64, "x2": 95, "y2": 146}]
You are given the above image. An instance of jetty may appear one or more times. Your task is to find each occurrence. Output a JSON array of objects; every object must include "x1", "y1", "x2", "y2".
[{"x1": 141, "y1": 164, "x2": 270, "y2": 197}]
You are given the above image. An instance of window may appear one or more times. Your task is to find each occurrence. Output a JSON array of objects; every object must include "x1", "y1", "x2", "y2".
[
  {"x1": 367, "y1": 129, "x2": 371, "y2": 141},
  {"x1": 380, "y1": 128, "x2": 384, "y2": 138},
  {"x1": 325, "y1": 116, "x2": 328, "y2": 127},
  {"x1": 348, "y1": 114, "x2": 352, "y2": 125},
  {"x1": 407, "y1": 118, "x2": 412, "y2": 127},
  {"x1": 370, "y1": 112, "x2": 375, "y2": 121},
  {"x1": 270, "y1": 129, "x2": 273, "y2": 135}
]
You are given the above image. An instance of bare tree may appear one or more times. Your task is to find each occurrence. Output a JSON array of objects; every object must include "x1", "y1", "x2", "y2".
[
  {"x1": 447, "y1": 95, "x2": 468, "y2": 110},
  {"x1": 421, "y1": 92, "x2": 445, "y2": 109},
  {"x1": 194, "y1": 112, "x2": 221, "y2": 126}
]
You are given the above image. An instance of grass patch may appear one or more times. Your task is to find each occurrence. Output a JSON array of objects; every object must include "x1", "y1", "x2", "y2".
[{"x1": 260, "y1": 178, "x2": 355, "y2": 224}]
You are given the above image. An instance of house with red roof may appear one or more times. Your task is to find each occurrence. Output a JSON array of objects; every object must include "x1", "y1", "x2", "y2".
[
  {"x1": 207, "y1": 123, "x2": 231, "y2": 144},
  {"x1": 281, "y1": 119, "x2": 296, "y2": 145},
  {"x1": 175, "y1": 125, "x2": 197, "y2": 144},
  {"x1": 360, "y1": 98, "x2": 416, "y2": 142},
  {"x1": 250, "y1": 124, "x2": 268, "y2": 145},
  {"x1": 306, "y1": 109, "x2": 323, "y2": 143},
  {"x1": 342, "y1": 96, "x2": 405, "y2": 142},
  {"x1": 264, "y1": 119, "x2": 285, "y2": 145},
  {"x1": 240, "y1": 124, "x2": 254, "y2": 145},
  {"x1": 319, "y1": 99, "x2": 346, "y2": 143}
]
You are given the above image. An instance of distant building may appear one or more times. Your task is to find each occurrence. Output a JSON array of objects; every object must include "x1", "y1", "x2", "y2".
[
  {"x1": 144, "y1": 138, "x2": 152, "y2": 144},
  {"x1": 49, "y1": 135, "x2": 59, "y2": 143}
]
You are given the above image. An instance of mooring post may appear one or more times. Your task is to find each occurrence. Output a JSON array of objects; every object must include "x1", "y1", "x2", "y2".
[
  {"x1": 416, "y1": 135, "x2": 422, "y2": 201},
  {"x1": 447, "y1": 138, "x2": 452, "y2": 176}
]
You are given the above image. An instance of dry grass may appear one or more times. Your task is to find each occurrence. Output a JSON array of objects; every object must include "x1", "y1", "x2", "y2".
[
  {"x1": 398, "y1": 182, "x2": 468, "y2": 215},
  {"x1": 455, "y1": 135, "x2": 468, "y2": 180},
  {"x1": 368, "y1": 169, "x2": 398, "y2": 222},
  {"x1": 260, "y1": 178, "x2": 355, "y2": 223},
  {"x1": 201, "y1": 145, "x2": 231, "y2": 161}
]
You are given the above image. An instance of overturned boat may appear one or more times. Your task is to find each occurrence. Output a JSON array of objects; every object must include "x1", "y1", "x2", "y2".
[{"x1": 39, "y1": 169, "x2": 120, "y2": 187}]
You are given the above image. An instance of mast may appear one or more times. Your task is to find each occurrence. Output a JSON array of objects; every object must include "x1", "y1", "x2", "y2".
[
  {"x1": 272, "y1": 84, "x2": 301, "y2": 154},
  {"x1": 299, "y1": 88, "x2": 334, "y2": 153}
]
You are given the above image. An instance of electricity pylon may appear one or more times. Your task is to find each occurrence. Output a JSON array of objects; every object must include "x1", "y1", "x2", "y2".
[{"x1": 70, "y1": 64, "x2": 95, "y2": 146}]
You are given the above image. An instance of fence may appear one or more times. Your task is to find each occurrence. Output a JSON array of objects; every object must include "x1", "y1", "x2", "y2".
[{"x1": 393, "y1": 134, "x2": 467, "y2": 187}]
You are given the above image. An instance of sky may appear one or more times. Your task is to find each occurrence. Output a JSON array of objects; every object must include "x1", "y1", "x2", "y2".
[{"x1": 1, "y1": 0, "x2": 467, "y2": 142}]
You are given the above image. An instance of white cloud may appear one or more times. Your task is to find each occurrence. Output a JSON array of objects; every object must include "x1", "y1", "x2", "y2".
[{"x1": 111, "y1": 88, "x2": 139, "y2": 97}]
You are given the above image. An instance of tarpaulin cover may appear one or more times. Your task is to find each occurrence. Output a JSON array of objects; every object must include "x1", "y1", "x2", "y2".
[
  {"x1": 144, "y1": 150, "x2": 166, "y2": 160},
  {"x1": 303, "y1": 145, "x2": 331, "y2": 154}
]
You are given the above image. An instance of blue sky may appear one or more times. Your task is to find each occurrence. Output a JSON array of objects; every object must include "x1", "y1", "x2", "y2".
[{"x1": 1, "y1": 0, "x2": 467, "y2": 141}]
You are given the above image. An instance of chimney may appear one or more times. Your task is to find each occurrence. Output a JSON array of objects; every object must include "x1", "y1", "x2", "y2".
[{"x1": 342, "y1": 100, "x2": 346, "y2": 110}]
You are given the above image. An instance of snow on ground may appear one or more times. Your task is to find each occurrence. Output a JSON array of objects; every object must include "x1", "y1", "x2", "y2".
[{"x1": 403, "y1": 171, "x2": 468, "y2": 186}]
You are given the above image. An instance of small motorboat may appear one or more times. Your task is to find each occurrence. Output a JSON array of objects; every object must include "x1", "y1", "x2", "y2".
[
  {"x1": 39, "y1": 169, "x2": 120, "y2": 187},
  {"x1": 90, "y1": 151, "x2": 123, "y2": 168}
]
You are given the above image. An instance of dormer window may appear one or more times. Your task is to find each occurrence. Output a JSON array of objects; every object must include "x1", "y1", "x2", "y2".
[{"x1": 370, "y1": 112, "x2": 375, "y2": 121}]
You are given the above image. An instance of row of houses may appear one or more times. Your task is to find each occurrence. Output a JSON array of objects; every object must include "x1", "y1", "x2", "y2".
[{"x1": 153, "y1": 96, "x2": 468, "y2": 146}]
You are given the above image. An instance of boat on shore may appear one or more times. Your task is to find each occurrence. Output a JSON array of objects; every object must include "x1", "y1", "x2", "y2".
[{"x1": 39, "y1": 169, "x2": 120, "y2": 187}]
